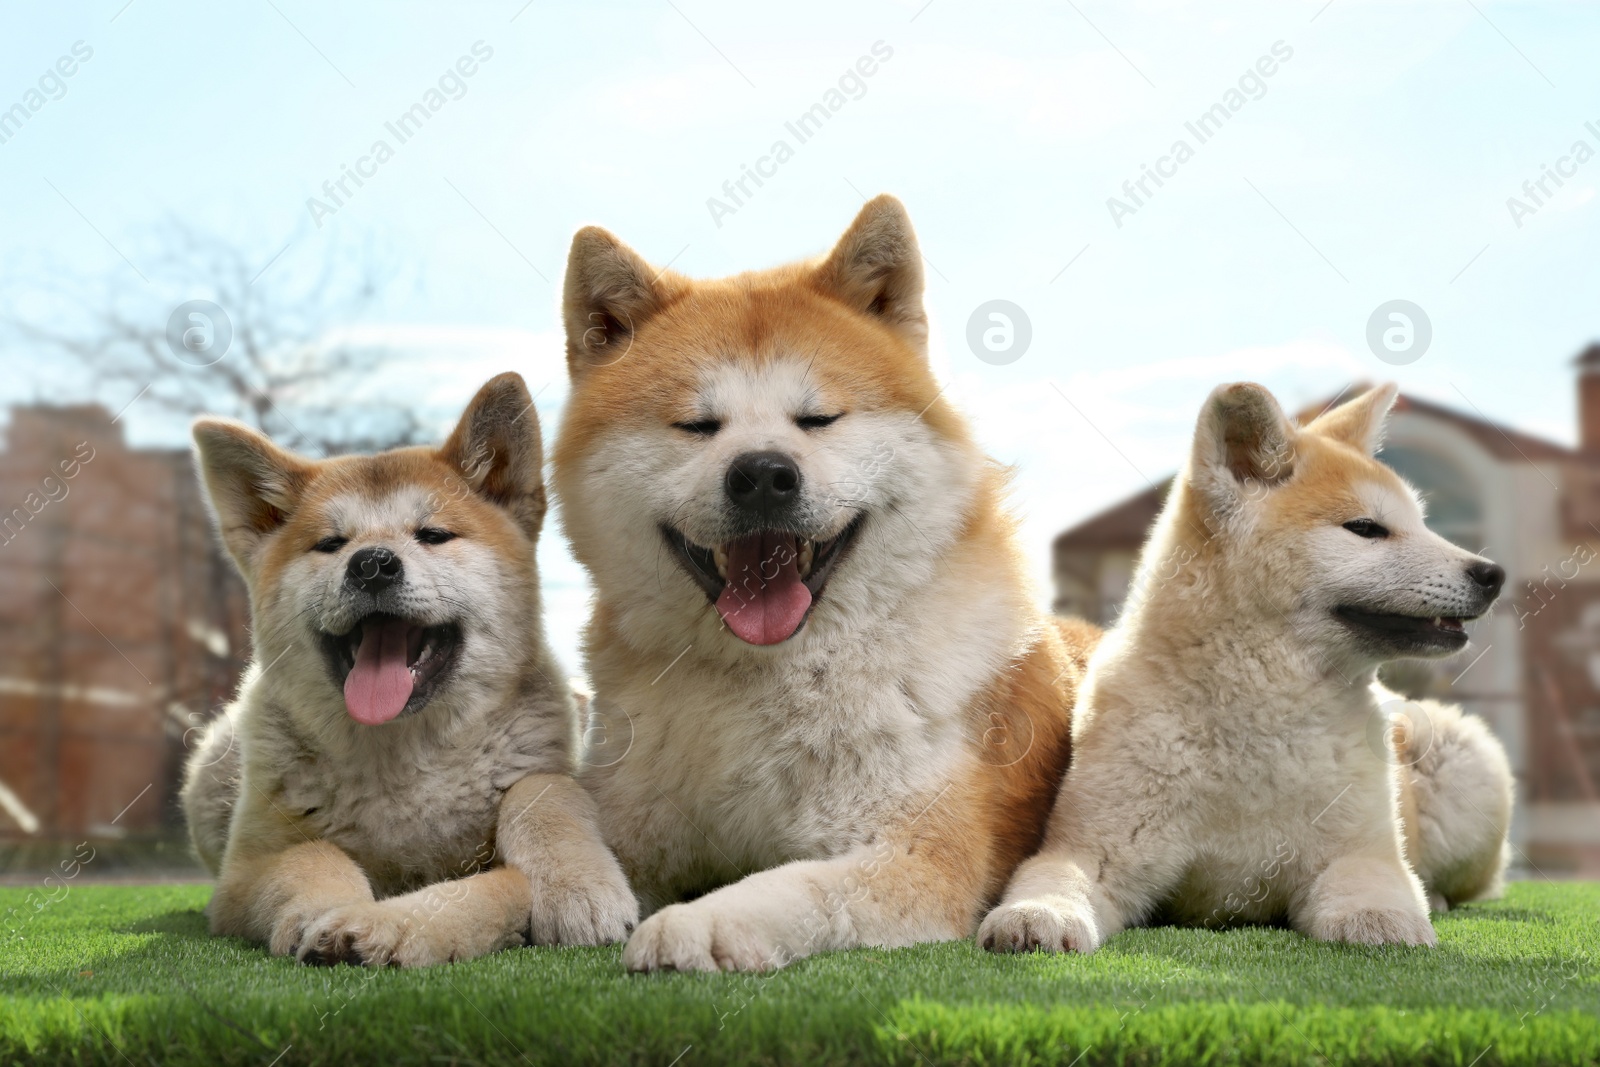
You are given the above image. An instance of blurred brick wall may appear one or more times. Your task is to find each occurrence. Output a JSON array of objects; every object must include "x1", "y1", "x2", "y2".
[{"x1": 0, "y1": 405, "x2": 247, "y2": 841}]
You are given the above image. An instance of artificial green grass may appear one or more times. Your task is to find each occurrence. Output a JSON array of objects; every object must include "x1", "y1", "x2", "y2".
[{"x1": 1, "y1": 882, "x2": 1596, "y2": 1066}]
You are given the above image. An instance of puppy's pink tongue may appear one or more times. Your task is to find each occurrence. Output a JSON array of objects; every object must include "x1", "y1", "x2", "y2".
[
  {"x1": 715, "y1": 531, "x2": 811, "y2": 645},
  {"x1": 343, "y1": 617, "x2": 415, "y2": 725}
]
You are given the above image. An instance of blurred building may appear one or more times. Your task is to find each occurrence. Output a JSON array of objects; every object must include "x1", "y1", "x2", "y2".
[
  {"x1": 0, "y1": 405, "x2": 247, "y2": 844},
  {"x1": 1053, "y1": 347, "x2": 1600, "y2": 873}
]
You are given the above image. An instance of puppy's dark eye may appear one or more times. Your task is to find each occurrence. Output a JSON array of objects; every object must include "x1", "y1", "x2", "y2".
[
  {"x1": 796, "y1": 412, "x2": 844, "y2": 431},
  {"x1": 415, "y1": 527, "x2": 457, "y2": 546},
  {"x1": 1342, "y1": 519, "x2": 1390, "y2": 539},
  {"x1": 311, "y1": 536, "x2": 348, "y2": 554},
  {"x1": 673, "y1": 419, "x2": 722, "y2": 437}
]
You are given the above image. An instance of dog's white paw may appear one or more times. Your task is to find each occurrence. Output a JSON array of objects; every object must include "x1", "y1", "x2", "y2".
[
  {"x1": 979, "y1": 898, "x2": 1100, "y2": 955},
  {"x1": 623, "y1": 900, "x2": 788, "y2": 972},
  {"x1": 1428, "y1": 891, "x2": 1450, "y2": 914},
  {"x1": 1310, "y1": 905, "x2": 1437, "y2": 947},
  {"x1": 298, "y1": 901, "x2": 525, "y2": 967},
  {"x1": 297, "y1": 903, "x2": 408, "y2": 966},
  {"x1": 528, "y1": 864, "x2": 639, "y2": 947},
  {"x1": 267, "y1": 902, "x2": 333, "y2": 958}
]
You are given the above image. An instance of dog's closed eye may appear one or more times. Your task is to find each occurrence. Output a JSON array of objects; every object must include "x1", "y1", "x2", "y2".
[
  {"x1": 673, "y1": 419, "x2": 722, "y2": 437},
  {"x1": 1342, "y1": 519, "x2": 1390, "y2": 539},
  {"x1": 311, "y1": 535, "x2": 348, "y2": 554}
]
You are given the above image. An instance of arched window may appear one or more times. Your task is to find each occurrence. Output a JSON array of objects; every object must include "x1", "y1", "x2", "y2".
[{"x1": 1376, "y1": 444, "x2": 1484, "y2": 549}]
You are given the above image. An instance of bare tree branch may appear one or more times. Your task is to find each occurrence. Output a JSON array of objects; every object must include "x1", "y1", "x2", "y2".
[{"x1": 3, "y1": 222, "x2": 427, "y2": 455}]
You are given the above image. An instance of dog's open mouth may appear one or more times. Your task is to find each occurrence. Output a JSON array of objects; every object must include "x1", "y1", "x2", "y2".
[
  {"x1": 1334, "y1": 606, "x2": 1474, "y2": 652},
  {"x1": 663, "y1": 516, "x2": 865, "y2": 646},
  {"x1": 319, "y1": 614, "x2": 461, "y2": 725}
]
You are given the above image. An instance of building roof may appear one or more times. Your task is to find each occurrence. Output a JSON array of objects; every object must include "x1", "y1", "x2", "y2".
[
  {"x1": 1053, "y1": 480, "x2": 1170, "y2": 552},
  {"x1": 1055, "y1": 387, "x2": 1571, "y2": 552},
  {"x1": 4, "y1": 404, "x2": 118, "y2": 452},
  {"x1": 1297, "y1": 389, "x2": 1571, "y2": 463}
]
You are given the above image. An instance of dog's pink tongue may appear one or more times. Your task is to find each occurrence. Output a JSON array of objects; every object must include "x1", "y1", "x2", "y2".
[
  {"x1": 715, "y1": 531, "x2": 812, "y2": 645},
  {"x1": 343, "y1": 617, "x2": 414, "y2": 725}
]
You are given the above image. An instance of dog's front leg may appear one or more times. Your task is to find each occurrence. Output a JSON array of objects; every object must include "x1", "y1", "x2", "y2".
[
  {"x1": 495, "y1": 772, "x2": 639, "y2": 945},
  {"x1": 298, "y1": 866, "x2": 533, "y2": 966},
  {"x1": 1297, "y1": 849, "x2": 1436, "y2": 947},
  {"x1": 978, "y1": 753, "x2": 1183, "y2": 955},
  {"x1": 623, "y1": 790, "x2": 990, "y2": 973},
  {"x1": 978, "y1": 852, "x2": 1116, "y2": 954},
  {"x1": 622, "y1": 845, "x2": 973, "y2": 973},
  {"x1": 210, "y1": 837, "x2": 376, "y2": 959}
]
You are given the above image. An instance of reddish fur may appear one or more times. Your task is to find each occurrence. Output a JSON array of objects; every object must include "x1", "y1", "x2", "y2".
[
  {"x1": 554, "y1": 203, "x2": 1101, "y2": 943},
  {"x1": 186, "y1": 374, "x2": 637, "y2": 965},
  {"x1": 1160, "y1": 384, "x2": 1470, "y2": 900},
  {"x1": 551, "y1": 271, "x2": 970, "y2": 517},
  {"x1": 247, "y1": 451, "x2": 533, "y2": 604}
]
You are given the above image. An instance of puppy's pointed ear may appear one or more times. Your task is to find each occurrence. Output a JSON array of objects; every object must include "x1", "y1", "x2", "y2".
[
  {"x1": 1303, "y1": 383, "x2": 1399, "y2": 456},
  {"x1": 439, "y1": 372, "x2": 546, "y2": 539},
  {"x1": 192, "y1": 418, "x2": 312, "y2": 578},
  {"x1": 563, "y1": 227, "x2": 674, "y2": 377},
  {"x1": 811, "y1": 195, "x2": 927, "y2": 352},
  {"x1": 1189, "y1": 382, "x2": 1298, "y2": 514}
]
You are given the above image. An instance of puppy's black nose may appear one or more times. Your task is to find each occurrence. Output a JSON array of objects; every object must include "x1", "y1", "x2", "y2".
[
  {"x1": 725, "y1": 451, "x2": 801, "y2": 516},
  {"x1": 347, "y1": 547, "x2": 403, "y2": 594},
  {"x1": 1467, "y1": 560, "x2": 1505, "y2": 597}
]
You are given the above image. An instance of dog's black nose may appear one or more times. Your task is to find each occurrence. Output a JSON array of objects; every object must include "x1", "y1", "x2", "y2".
[
  {"x1": 1467, "y1": 560, "x2": 1505, "y2": 597},
  {"x1": 725, "y1": 451, "x2": 801, "y2": 515},
  {"x1": 347, "y1": 547, "x2": 403, "y2": 594}
]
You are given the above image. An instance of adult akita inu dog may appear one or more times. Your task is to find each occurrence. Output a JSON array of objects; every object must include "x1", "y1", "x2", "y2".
[
  {"x1": 552, "y1": 195, "x2": 1100, "y2": 972},
  {"x1": 981, "y1": 382, "x2": 1513, "y2": 953},
  {"x1": 180, "y1": 374, "x2": 636, "y2": 966}
]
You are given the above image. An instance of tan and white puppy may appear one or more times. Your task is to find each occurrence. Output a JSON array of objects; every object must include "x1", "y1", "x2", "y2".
[
  {"x1": 551, "y1": 195, "x2": 1100, "y2": 972},
  {"x1": 981, "y1": 383, "x2": 1512, "y2": 953},
  {"x1": 180, "y1": 373, "x2": 636, "y2": 966}
]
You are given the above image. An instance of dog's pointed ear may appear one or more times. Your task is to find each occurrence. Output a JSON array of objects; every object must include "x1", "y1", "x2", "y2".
[
  {"x1": 563, "y1": 227, "x2": 675, "y2": 378},
  {"x1": 439, "y1": 372, "x2": 546, "y2": 539},
  {"x1": 1304, "y1": 383, "x2": 1399, "y2": 456},
  {"x1": 1190, "y1": 382, "x2": 1298, "y2": 513},
  {"x1": 811, "y1": 195, "x2": 927, "y2": 353},
  {"x1": 192, "y1": 418, "x2": 313, "y2": 578}
]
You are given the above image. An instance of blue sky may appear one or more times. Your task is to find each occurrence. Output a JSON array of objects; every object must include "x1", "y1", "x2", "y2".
[{"x1": 2, "y1": 0, "x2": 1596, "y2": 671}]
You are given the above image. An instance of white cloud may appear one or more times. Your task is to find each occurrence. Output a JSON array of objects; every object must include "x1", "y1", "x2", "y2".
[
  {"x1": 311, "y1": 323, "x2": 571, "y2": 430},
  {"x1": 886, "y1": 43, "x2": 1152, "y2": 141},
  {"x1": 1553, "y1": 186, "x2": 1596, "y2": 213}
]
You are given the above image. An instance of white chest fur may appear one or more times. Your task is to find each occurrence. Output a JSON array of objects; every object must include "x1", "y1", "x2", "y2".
[
  {"x1": 1081, "y1": 650, "x2": 1398, "y2": 926},
  {"x1": 243, "y1": 693, "x2": 558, "y2": 897},
  {"x1": 584, "y1": 619, "x2": 985, "y2": 902}
]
